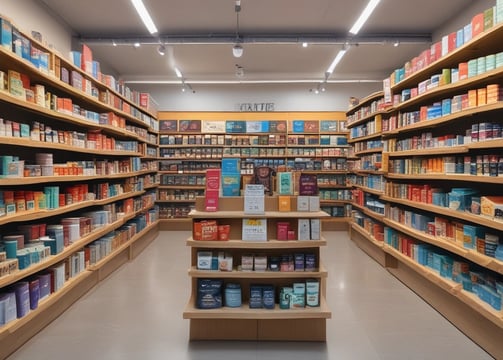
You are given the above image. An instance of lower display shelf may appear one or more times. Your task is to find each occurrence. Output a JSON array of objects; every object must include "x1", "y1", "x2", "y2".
[
  {"x1": 383, "y1": 244, "x2": 503, "y2": 328},
  {"x1": 188, "y1": 266, "x2": 328, "y2": 279},
  {"x1": 183, "y1": 296, "x2": 331, "y2": 320}
]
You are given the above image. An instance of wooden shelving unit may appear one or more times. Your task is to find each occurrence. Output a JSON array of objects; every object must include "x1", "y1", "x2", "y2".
[
  {"x1": 183, "y1": 196, "x2": 331, "y2": 341},
  {"x1": 0, "y1": 23, "x2": 160, "y2": 359},
  {"x1": 348, "y1": 19, "x2": 503, "y2": 360}
]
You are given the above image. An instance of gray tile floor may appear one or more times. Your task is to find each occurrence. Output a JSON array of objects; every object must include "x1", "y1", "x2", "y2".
[{"x1": 7, "y1": 231, "x2": 493, "y2": 360}]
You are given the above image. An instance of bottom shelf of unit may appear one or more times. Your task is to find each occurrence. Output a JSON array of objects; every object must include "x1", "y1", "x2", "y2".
[{"x1": 183, "y1": 296, "x2": 331, "y2": 320}]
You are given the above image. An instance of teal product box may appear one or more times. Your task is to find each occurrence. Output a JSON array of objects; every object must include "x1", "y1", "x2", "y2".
[
  {"x1": 221, "y1": 173, "x2": 240, "y2": 196},
  {"x1": 292, "y1": 120, "x2": 304, "y2": 133},
  {"x1": 277, "y1": 172, "x2": 293, "y2": 195},
  {"x1": 225, "y1": 120, "x2": 246, "y2": 133},
  {"x1": 477, "y1": 56, "x2": 486, "y2": 75},
  {"x1": 478, "y1": 284, "x2": 502, "y2": 311},
  {"x1": 463, "y1": 224, "x2": 484, "y2": 249},
  {"x1": 497, "y1": 52, "x2": 503, "y2": 67},
  {"x1": 486, "y1": 54, "x2": 496, "y2": 71},
  {"x1": 20, "y1": 123, "x2": 30, "y2": 138},
  {"x1": 467, "y1": 59, "x2": 478, "y2": 77},
  {"x1": 320, "y1": 120, "x2": 338, "y2": 132},
  {"x1": 0, "y1": 17, "x2": 12, "y2": 50}
]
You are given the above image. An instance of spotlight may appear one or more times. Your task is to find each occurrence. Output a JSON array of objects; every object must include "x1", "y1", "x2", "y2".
[
  {"x1": 235, "y1": 64, "x2": 244, "y2": 77},
  {"x1": 233, "y1": 44, "x2": 243, "y2": 58},
  {"x1": 393, "y1": 40, "x2": 400, "y2": 47},
  {"x1": 302, "y1": 42, "x2": 308, "y2": 48},
  {"x1": 112, "y1": 40, "x2": 117, "y2": 47},
  {"x1": 133, "y1": 42, "x2": 141, "y2": 48},
  {"x1": 157, "y1": 44, "x2": 166, "y2": 55}
]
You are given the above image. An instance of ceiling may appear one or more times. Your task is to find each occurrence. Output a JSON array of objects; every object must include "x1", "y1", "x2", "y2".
[{"x1": 38, "y1": 0, "x2": 472, "y2": 88}]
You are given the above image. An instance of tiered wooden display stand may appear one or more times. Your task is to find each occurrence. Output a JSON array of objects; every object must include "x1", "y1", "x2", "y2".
[{"x1": 183, "y1": 196, "x2": 331, "y2": 341}]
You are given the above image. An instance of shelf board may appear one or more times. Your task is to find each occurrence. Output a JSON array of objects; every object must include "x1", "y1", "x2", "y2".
[
  {"x1": 87, "y1": 220, "x2": 159, "y2": 271},
  {"x1": 0, "y1": 169, "x2": 154, "y2": 186},
  {"x1": 351, "y1": 184, "x2": 384, "y2": 196},
  {"x1": 346, "y1": 91, "x2": 384, "y2": 115},
  {"x1": 0, "y1": 191, "x2": 144, "y2": 226},
  {"x1": 380, "y1": 195, "x2": 503, "y2": 232},
  {"x1": 0, "y1": 220, "x2": 119, "y2": 288},
  {"x1": 383, "y1": 102, "x2": 503, "y2": 136},
  {"x1": 186, "y1": 238, "x2": 327, "y2": 249},
  {"x1": 0, "y1": 136, "x2": 141, "y2": 157},
  {"x1": 383, "y1": 244, "x2": 503, "y2": 328},
  {"x1": 354, "y1": 148, "x2": 384, "y2": 156},
  {"x1": 158, "y1": 171, "x2": 207, "y2": 175},
  {"x1": 387, "y1": 146, "x2": 468, "y2": 157},
  {"x1": 160, "y1": 157, "x2": 222, "y2": 161},
  {"x1": 347, "y1": 132, "x2": 382, "y2": 143},
  {"x1": 183, "y1": 296, "x2": 331, "y2": 320},
  {"x1": 317, "y1": 184, "x2": 349, "y2": 189},
  {"x1": 158, "y1": 185, "x2": 206, "y2": 190},
  {"x1": 350, "y1": 203, "x2": 385, "y2": 221},
  {"x1": 189, "y1": 210, "x2": 330, "y2": 219},
  {"x1": 156, "y1": 199, "x2": 197, "y2": 203},
  {"x1": 188, "y1": 266, "x2": 328, "y2": 279},
  {"x1": 385, "y1": 173, "x2": 503, "y2": 184},
  {"x1": 382, "y1": 218, "x2": 503, "y2": 275},
  {"x1": 319, "y1": 199, "x2": 351, "y2": 205}
]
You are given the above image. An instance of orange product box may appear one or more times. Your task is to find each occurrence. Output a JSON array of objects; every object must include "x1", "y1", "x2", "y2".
[
  {"x1": 278, "y1": 195, "x2": 291, "y2": 212},
  {"x1": 477, "y1": 88, "x2": 487, "y2": 106},
  {"x1": 458, "y1": 62, "x2": 468, "y2": 80},
  {"x1": 467, "y1": 89, "x2": 478, "y2": 108}
]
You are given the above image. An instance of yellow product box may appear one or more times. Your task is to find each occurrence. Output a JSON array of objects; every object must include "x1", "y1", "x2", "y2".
[{"x1": 480, "y1": 196, "x2": 503, "y2": 220}]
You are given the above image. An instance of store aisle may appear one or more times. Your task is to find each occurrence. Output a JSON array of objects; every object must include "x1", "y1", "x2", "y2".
[{"x1": 7, "y1": 231, "x2": 493, "y2": 360}]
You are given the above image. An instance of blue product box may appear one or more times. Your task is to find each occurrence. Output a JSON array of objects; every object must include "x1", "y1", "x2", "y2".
[
  {"x1": 448, "y1": 188, "x2": 479, "y2": 211},
  {"x1": 292, "y1": 120, "x2": 304, "y2": 133},
  {"x1": 249, "y1": 285, "x2": 263, "y2": 308},
  {"x1": 260, "y1": 121, "x2": 270, "y2": 133},
  {"x1": 0, "y1": 18, "x2": 12, "y2": 50},
  {"x1": 456, "y1": 29, "x2": 464, "y2": 48},
  {"x1": 463, "y1": 224, "x2": 484, "y2": 249},
  {"x1": 478, "y1": 284, "x2": 502, "y2": 311},
  {"x1": 70, "y1": 51, "x2": 82, "y2": 68},
  {"x1": 221, "y1": 158, "x2": 240, "y2": 173},
  {"x1": 441, "y1": 99, "x2": 451, "y2": 116},
  {"x1": 439, "y1": 255, "x2": 453, "y2": 278},
  {"x1": 431, "y1": 253, "x2": 442, "y2": 273},
  {"x1": 262, "y1": 285, "x2": 275, "y2": 309}
]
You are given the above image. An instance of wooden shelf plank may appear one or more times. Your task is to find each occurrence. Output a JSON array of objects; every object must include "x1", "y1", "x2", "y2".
[
  {"x1": 183, "y1": 296, "x2": 331, "y2": 320},
  {"x1": 382, "y1": 218, "x2": 503, "y2": 275},
  {"x1": 385, "y1": 173, "x2": 503, "y2": 184},
  {"x1": 189, "y1": 210, "x2": 330, "y2": 219},
  {"x1": 188, "y1": 266, "x2": 328, "y2": 279},
  {"x1": 186, "y1": 238, "x2": 327, "y2": 249},
  {"x1": 381, "y1": 195, "x2": 503, "y2": 232}
]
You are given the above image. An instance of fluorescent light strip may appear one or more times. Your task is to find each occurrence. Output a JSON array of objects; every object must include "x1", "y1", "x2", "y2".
[
  {"x1": 124, "y1": 79, "x2": 382, "y2": 84},
  {"x1": 174, "y1": 67, "x2": 183, "y2": 78},
  {"x1": 326, "y1": 49, "x2": 347, "y2": 74},
  {"x1": 131, "y1": 0, "x2": 158, "y2": 34},
  {"x1": 349, "y1": 0, "x2": 380, "y2": 35}
]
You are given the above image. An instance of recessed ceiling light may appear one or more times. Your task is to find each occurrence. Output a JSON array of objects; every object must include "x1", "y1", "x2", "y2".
[
  {"x1": 133, "y1": 42, "x2": 141, "y2": 48},
  {"x1": 233, "y1": 44, "x2": 243, "y2": 58},
  {"x1": 302, "y1": 42, "x2": 308, "y2": 48}
]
